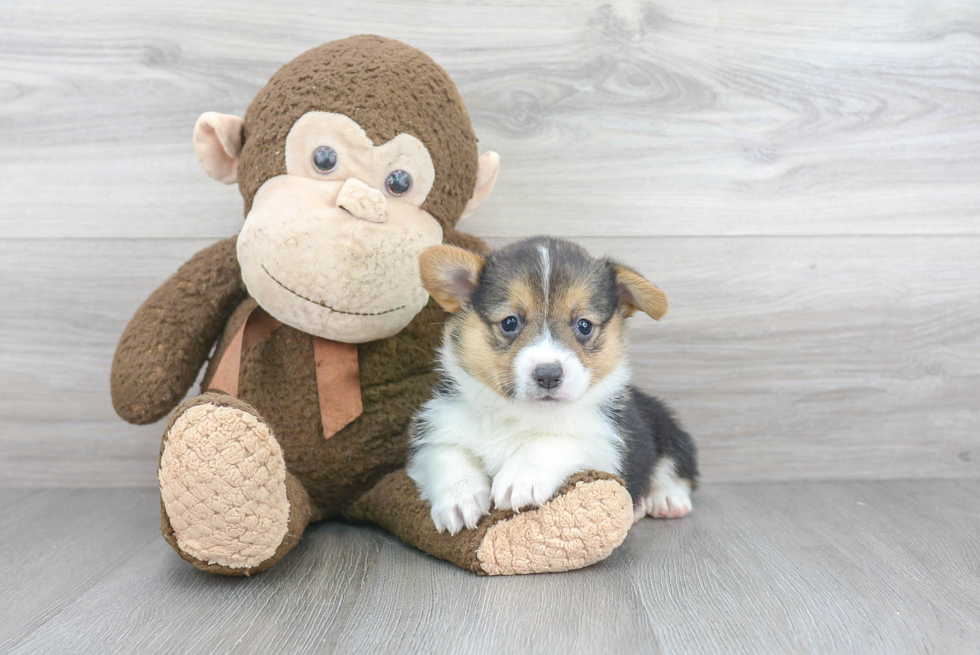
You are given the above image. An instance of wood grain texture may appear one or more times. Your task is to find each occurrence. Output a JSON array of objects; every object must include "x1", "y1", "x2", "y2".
[
  {"x1": 0, "y1": 489, "x2": 160, "y2": 651},
  {"x1": 1, "y1": 237, "x2": 977, "y2": 486},
  {"x1": 2, "y1": 482, "x2": 979, "y2": 653},
  {"x1": 0, "y1": 0, "x2": 977, "y2": 239}
]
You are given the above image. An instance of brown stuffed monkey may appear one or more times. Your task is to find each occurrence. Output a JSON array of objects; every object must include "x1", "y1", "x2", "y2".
[{"x1": 111, "y1": 36, "x2": 634, "y2": 576}]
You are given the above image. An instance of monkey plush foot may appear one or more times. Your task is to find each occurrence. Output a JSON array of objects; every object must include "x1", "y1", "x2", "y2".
[
  {"x1": 346, "y1": 469, "x2": 633, "y2": 575},
  {"x1": 476, "y1": 472, "x2": 634, "y2": 575},
  {"x1": 159, "y1": 393, "x2": 311, "y2": 576}
]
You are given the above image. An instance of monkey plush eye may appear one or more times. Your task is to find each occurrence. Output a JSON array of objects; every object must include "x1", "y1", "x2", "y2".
[
  {"x1": 385, "y1": 169, "x2": 412, "y2": 196},
  {"x1": 312, "y1": 146, "x2": 338, "y2": 173},
  {"x1": 501, "y1": 316, "x2": 520, "y2": 334},
  {"x1": 576, "y1": 318, "x2": 593, "y2": 336}
]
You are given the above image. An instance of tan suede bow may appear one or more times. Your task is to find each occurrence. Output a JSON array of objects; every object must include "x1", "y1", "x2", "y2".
[{"x1": 207, "y1": 306, "x2": 363, "y2": 439}]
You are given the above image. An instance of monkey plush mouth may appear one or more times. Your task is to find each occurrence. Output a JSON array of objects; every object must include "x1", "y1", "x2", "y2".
[{"x1": 262, "y1": 265, "x2": 406, "y2": 317}]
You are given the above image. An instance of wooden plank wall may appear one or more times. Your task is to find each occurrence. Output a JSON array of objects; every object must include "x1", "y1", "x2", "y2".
[{"x1": 1, "y1": 0, "x2": 978, "y2": 486}]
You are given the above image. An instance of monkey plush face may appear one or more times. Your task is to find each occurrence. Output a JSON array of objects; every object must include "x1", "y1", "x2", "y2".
[
  {"x1": 190, "y1": 36, "x2": 499, "y2": 342},
  {"x1": 236, "y1": 111, "x2": 445, "y2": 341}
]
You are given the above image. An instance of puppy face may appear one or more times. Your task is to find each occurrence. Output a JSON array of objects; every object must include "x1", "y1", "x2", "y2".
[{"x1": 420, "y1": 237, "x2": 668, "y2": 404}]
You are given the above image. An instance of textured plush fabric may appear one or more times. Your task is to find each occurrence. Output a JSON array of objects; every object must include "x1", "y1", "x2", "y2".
[
  {"x1": 193, "y1": 112, "x2": 245, "y2": 183},
  {"x1": 111, "y1": 237, "x2": 246, "y2": 425},
  {"x1": 160, "y1": 402, "x2": 290, "y2": 569},
  {"x1": 346, "y1": 469, "x2": 632, "y2": 575},
  {"x1": 237, "y1": 35, "x2": 478, "y2": 229},
  {"x1": 345, "y1": 468, "x2": 488, "y2": 572},
  {"x1": 215, "y1": 306, "x2": 442, "y2": 517},
  {"x1": 442, "y1": 228, "x2": 489, "y2": 260},
  {"x1": 478, "y1": 474, "x2": 634, "y2": 575},
  {"x1": 159, "y1": 392, "x2": 312, "y2": 577}
]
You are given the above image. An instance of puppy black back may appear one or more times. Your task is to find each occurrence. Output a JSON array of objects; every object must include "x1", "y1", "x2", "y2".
[{"x1": 619, "y1": 388, "x2": 699, "y2": 500}]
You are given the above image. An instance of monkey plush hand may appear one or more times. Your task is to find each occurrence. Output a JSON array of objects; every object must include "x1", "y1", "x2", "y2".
[{"x1": 111, "y1": 36, "x2": 634, "y2": 576}]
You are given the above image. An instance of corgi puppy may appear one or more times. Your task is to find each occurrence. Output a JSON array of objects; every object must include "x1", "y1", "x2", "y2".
[{"x1": 407, "y1": 237, "x2": 698, "y2": 535}]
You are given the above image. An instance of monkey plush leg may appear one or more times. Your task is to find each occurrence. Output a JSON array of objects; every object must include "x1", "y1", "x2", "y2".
[
  {"x1": 158, "y1": 392, "x2": 312, "y2": 576},
  {"x1": 345, "y1": 469, "x2": 633, "y2": 575}
]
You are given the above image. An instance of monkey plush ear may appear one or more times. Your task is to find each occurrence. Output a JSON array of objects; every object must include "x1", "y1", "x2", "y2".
[
  {"x1": 613, "y1": 264, "x2": 669, "y2": 320},
  {"x1": 459, "y1": 151, "x2": 500, "y2": 220},
  {"x1": 193, "y1": 112, "x2": 245, "y2": 184},
  {"x1": 419, "y1": 245, "x2": 486, "y2": 313}
]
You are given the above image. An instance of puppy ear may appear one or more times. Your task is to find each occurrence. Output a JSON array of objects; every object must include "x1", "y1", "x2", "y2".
[
  {"x1": 193, "y1": 112, "x2": 245, "y2": 184},
  {"x1": 419, "y1": 245, "x2": 486, "y2": 313},
  {"x1": 613, "y1": 264, "x2": 668, "y2": 320}
]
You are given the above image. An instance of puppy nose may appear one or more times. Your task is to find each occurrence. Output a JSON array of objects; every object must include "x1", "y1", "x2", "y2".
[
  {"x1": 336, "y1": 178, "x2": 387, "y2": 222},
  {"x1": 533, "y1": 363, "x2": 563, "y2": 390}
]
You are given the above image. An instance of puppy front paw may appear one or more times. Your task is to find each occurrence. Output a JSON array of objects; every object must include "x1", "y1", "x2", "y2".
[
  {"x1": 429, "y1": 477, "x2": 492, "y2": 535},
  {"x1": 491, "y1": 464, "x2": 566, "y2": 511}
]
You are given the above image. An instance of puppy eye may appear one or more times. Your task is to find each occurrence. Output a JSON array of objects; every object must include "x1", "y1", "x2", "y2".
[
  {"x1": 385, "y1": 169, "x2": 412, "y2": 196},
  {"x1": 576, "y1": 318, "x2": 593, "y2": 336},
  {"x1": 501, "y1": 316, "x2": 520, "y2": 333},
  {"x1": 312, "y1": 146, "x2": 338, "y2": 173}
]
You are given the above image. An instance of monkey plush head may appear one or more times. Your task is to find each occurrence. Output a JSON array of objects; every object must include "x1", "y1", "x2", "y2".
[{"x1": 192, "y1": 36, "x2": 499, "y2": 342}]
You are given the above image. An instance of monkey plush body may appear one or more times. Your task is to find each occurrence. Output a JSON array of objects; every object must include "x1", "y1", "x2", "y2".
[{"x1": 111, "y1": 36, "x2": 634, "y2": 576}]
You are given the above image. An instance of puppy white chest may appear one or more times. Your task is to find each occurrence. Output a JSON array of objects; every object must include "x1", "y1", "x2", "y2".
[{"x1": 466, "y1": 398, "x2": 624, "y2": 477}]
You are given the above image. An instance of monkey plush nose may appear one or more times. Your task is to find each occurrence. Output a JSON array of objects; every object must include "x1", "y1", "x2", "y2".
[
  {"x1": 533, "y1": 363, "x2": 563, "y2": 390},
  {"x1": 337, "y1": 178, "x2": 388, "y2": 222}
]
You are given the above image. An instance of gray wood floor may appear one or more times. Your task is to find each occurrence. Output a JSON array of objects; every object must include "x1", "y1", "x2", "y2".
[{"x1": 1, "y1": 480, "x2": 978, "y2": 653}]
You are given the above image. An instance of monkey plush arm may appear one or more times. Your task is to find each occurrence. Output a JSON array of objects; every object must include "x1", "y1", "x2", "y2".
[{"x1": 111, "y1": 236, "x2": 247, "y2": 424}]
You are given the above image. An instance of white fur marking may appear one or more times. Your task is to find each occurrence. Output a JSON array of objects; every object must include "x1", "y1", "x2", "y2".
[
  {"x1": 635, "y1": 457, "x2": 693, "y2": 522},
  {"x1": 406, "y1": 442, "x2": 491, "y2": 535},
  {"x1": 512, "y1": 330, "x2": 592, "y2": 402},
  {"x1": 538, "y1": 244, "x2": 551, "y2": 306}
]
